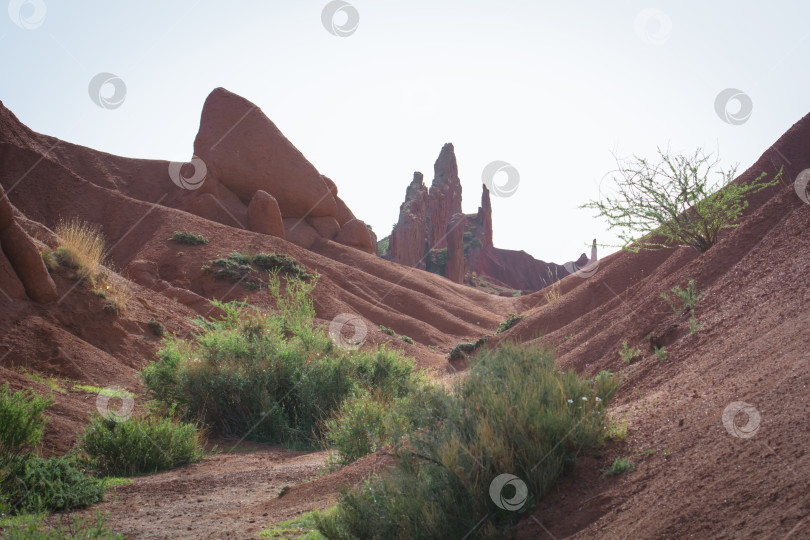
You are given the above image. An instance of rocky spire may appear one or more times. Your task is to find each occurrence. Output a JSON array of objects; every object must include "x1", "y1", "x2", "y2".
[{"x1": 427, "y1": 143, "x2": 463, "y2": 250}]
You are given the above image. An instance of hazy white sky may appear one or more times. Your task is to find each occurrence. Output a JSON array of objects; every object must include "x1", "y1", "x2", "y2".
[{"x1": 2, "y1": 1, "x2": 808, "y2": 262}]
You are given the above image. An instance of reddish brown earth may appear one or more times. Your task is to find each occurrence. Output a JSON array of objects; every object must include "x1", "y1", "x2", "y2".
[{"x1": 1, "y1": 89, "x2": 809, "y2": 539}]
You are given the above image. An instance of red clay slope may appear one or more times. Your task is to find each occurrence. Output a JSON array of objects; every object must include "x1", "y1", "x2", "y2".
[{"x1": 499, "y1": 113, "x2": 810, "y2": 538}]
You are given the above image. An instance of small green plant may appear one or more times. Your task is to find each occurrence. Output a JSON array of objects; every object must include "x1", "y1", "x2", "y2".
[
  {"x1": 662, "y1": 449, "x2": 671, "y2": 456},
  {"x1": 619, "y1": 340, "x2": 643, "y2": 364},
  {"x1": 147, "y1": 317, "x2": 164, "y2": 337},
  {"x1": 605, "y1": 414, "x2": 628, "y2": 441},
  {"x1": 653, "y1": 346, "x2": 668, "y2": 361},
  {"x1": 379, "y1": 325, "x2": 395, "y2": 336},
  {"x1": 401, "y1": 335, "x2": 414, "y2": 345},
  {"x1": 496, "y1": 313, "x2": 524, "y2": 334},
  {"x1": 688, "y1": 315, "x2": 703, "y2": 335},
  {"x1": 78, "y1": 415, "x2": 205, "y2": 476},
  {"x1": 661, "y1": 279, "x2": 705, "y2": 317},
  {"x1": 583, "y1": 148, "x2": 781, "y2": 253},
  {"x1": 606, "y1": 456, "x2": 634, "y2": 476},
  {"x1": 171, "y1": 231, "x2": 209, "y2": 246}
]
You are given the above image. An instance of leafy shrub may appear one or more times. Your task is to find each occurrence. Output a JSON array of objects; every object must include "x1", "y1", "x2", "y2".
[
  {"x1": 583, "y1": 148, "x2": 781, "y2": 253},
  {"x1": 1, "y1": 456, "x2": 105, "y2": 514},
  {"x1": 653, "y1": 346, "x2": 668, "y2": 361},
  {"x1": 78, "y1": 415, "x2": 205, "y2": 476},
  {"x1": 316, "y1": 342, "x2": 619, "y2": 539},
  {"x1": 171, "y1": 231, "x2": 209, "y2": 246},
  {"x1": 0, "y1": 384, "x2": 52, "y2": 459},
  {"x1": 661, "y1": 279, "x2": 704, "y2": 317},
  {"x1": 140, "y1": 277, "x2": 418, "y2": 445},
  {"x1": 496, "y1": 313, "x2": 524, "y2": 334},
  {"x1": 0, "y1": 386, "x2": 104, "y2": 516},
  {"x1": 606, "y1": 456, "x2": 634, "y2": 475},
  {"x1": 323, "y1": 383, "x2": 451, "y2": 467},
  {"x1": 379, "y1": 325, "x2": 395, "y2": 336},
  {"x1": 401, "y1": 335, "x2": 414, "y2": 345}
]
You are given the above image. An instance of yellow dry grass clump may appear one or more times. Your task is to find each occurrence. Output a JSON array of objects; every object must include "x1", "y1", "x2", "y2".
[{"x1": 49, "y1": 218, "x2": 131, "y2": 313}]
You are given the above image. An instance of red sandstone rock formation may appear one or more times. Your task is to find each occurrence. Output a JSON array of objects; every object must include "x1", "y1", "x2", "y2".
[
  {"x1": 384, "y1": 144, "x2": 583, "y2": 292},
  {"x1": 390, "y1": 172, "x2": 429, "y2": 268}
]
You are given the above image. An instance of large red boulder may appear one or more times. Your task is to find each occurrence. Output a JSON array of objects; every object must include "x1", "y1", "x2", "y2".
[
  {"x1": 193, "y1": 88, "x2": 338, "y2": 219},
  {"x1": 335, "y1": 219, "x2": 374, "y2": 253},
  {"x1": 247, "y1": 190, "x2": 285, "y2": 239}
]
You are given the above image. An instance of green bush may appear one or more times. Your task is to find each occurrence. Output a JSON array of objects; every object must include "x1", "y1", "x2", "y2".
[
  {"x1": 496, "y1": 313, "x2": 524, "y2": 334},
  {"x1": 140, "y1": 277, "x2": 418, "y2": 446},
  {"x1": 316, "y1": 342, "x2": 619, "y2": 539},
  {"x1": 401, "y1": 335, "x2": 414, "y2": 345},
  {"x1": 322, "y1": 383, "x2": 452, "y2": 467},
  {"x1": 171, "y1": 231, "x2": 209, "y2": 246},
  {"x1": 379, "y1": 325, "x2": 395, "y2": 336},
  {"x1": 1, "y1": 456, "x2": 105, "y2": 514},
  {"x1": 78, "y1": 415, "x2": 205, "y2": 476},
  {"x1": 0, "y1": 384, "x2": 52, "y2": 459}
]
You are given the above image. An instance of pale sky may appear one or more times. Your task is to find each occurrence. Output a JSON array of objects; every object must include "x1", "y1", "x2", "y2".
[{"x1": 2, "y1": 1, "x2": 808, "y2": 262}]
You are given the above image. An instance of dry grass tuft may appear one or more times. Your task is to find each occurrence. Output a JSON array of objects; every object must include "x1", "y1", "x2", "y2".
[{"x1": 50, "y1": 218, "x2": 132, "y2": 313}]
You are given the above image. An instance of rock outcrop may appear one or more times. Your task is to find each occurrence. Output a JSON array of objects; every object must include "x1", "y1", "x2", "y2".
[
  {"x1": 334, "y1": 219, "x2": 375, "y2": 254},
  {"x1": 166, "y1": 87, "x2": 373, "y2": 252},
  {"x1": 247, "y1": 190, "x2": 285, "y2": 239},
  {"x1": 0, "y1": 184, "x2": 57, "y2": 303},
  {"x1": 384, "y1": 144, "x2": 582, "y2": 291}
]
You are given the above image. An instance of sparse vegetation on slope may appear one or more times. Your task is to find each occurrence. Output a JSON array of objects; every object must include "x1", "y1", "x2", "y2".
[
  {"x1": 315, "y1": 342, "x2": 619, "y2": 539},
  {"x1": 203, "y1": 251, "x2": 312, "y2": 289},
  {"x1": 496, "y1": 313, "x2": 524, "y2": 334},
  {"x1": 170, "y1": 231, "x2": 209, "y2": 246}
]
